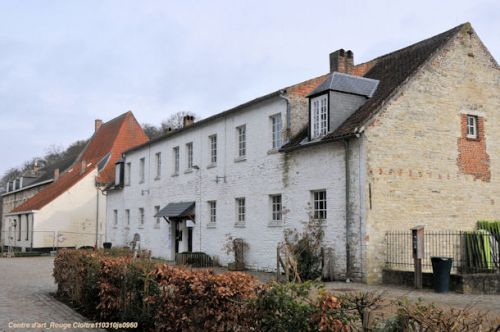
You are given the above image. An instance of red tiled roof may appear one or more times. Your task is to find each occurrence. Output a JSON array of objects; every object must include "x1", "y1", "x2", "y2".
[{"x1": 12, "y1": 111, "x2": 148, "y2": 213}]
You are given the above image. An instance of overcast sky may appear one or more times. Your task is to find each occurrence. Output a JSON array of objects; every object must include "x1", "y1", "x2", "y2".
[{"x1": 0, "y1": 0, "x2": 498, "y2": 176}]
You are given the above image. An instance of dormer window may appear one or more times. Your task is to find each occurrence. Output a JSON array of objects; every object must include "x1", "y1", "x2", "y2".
[{"x1": 311, "y1": 94, "x2": 328, "y2": 139}]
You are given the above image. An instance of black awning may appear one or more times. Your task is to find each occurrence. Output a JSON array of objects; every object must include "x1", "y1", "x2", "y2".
[{"x1": 155, "y1": 201, "x2": 195, "y2": 218}]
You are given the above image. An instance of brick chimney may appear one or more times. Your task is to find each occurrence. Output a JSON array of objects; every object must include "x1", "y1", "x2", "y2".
[
  {"x1": 329, "y1": 49, "x2": 354, "y2": 74},
  {"x1": 54, "y1": 168, "x2": 60, "y2": 180},
  {"x1": 183, "y1": 115, "x2": 195, "y2": 128},
  {"x1": 95, "y1": 119, "x2": 103, "y2": 132}
]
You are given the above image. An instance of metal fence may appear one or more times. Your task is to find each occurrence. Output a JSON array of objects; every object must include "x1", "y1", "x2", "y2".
[
  {"x1": 386, "y1": 230, "x2": 499, "y2": 274},
  {"x1": 1, "y1": 230, "x2": 105, "y2": 253}
]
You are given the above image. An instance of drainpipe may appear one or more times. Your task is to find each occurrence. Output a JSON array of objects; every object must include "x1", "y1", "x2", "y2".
[
  {"x1": 343, "y1": 139, "x2": 351, "y2": 280},
  {"x1": 95, "y1": 187, "x2": 99, "y2": 247},
  {"x1": 279, "y1": 90, "x2": 291, "y2": 143}
]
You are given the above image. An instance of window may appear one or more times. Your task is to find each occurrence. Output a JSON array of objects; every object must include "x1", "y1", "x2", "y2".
[
  {"x1": 186, "y1": 142, "x2": 193, "y2": 169},
  {"x1": 139, "y1": 158, "x2": 145, "y2": 183},
  {"x1": 25, "y1": 216, "x2": 29, "y2": 241},
  {"x1": 312, "y1": 190, "x2": 327, "y2": 220},
  {"x1": 113, "y1": 210, "x2": 118, "y2": 226},
  {"x1": 236, "y1": 198, "x2": 246, "y2": 223},
  {"x1": 173, "y1": 146, "x2": 179, "y2": 174},
  {"x1": 311, "y1": 95, "x2": 328, "y2": 139},
  {"x1": 139, "y1": 208, "x2": 145, "y2": 226},
  {"x1": 466, "y1": 115, "x2": 478, "y2": 139},
  {"x1": 154, "y1": 206, "x2": 161, "y2": 226},
  {"x1": 270, "y1": 194, "x2": 282, "y2": 222},
  {"x1": 17, "y1": 218, "x2": 21, "y2": 241},
  {"x1": 209, "y1": 135, "x2": 217, "y2": 165},
  {"x1": 125, "y1": 162, "x2": 131, "y2": 185},
  {"x1": 155, "y1": 152, "x2": 161, "y2": 179},
  {"x1": 237, "y1": 125, "x2": 246, "y2": 158},
  {"x1": 208, "y1": 201, "x2": 216, "y2": 223},
  {"x1": 271, "y1": 114, "x2": 282, "y2": 149},
  {"x1": 125, "y1": 209, "x2": 130, "y2": 226}
]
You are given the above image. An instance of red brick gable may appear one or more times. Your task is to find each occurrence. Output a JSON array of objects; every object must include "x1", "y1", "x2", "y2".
[{"x1": 12, "y1": 111, "x2": 148, "y2": 213}]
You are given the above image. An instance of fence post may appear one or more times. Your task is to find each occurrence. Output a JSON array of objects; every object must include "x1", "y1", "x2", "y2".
[{"x1": 411, "y1": 226, "x2": 424, "y2": 289}]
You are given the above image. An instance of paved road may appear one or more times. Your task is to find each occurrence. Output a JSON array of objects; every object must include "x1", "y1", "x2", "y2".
[{"x1": 0, "y1": 256, "x2": 103, "y2": 332}]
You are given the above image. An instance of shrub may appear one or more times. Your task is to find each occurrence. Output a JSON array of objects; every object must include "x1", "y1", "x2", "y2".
[
  {"x1": 284, "y1": 218, "x2": 324, "y2": 280},
  {"x1": 251, "y1": 281, "x2": 350, "y2": 332},
  {"x1": 151, "y1": 265, "x2": 259, "y2": 331}
]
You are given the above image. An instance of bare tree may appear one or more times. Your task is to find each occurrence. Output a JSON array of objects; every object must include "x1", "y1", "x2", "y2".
[{"x1": 161, "y1": 111, "x2": 198, "y2": 131}]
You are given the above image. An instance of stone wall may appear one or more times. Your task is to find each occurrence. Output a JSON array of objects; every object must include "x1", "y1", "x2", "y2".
[{"x1": 363, "y1": 28, "x2": 500, "y2": 283}]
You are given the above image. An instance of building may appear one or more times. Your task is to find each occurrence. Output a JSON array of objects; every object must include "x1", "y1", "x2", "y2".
[
  {"x1": 1, "y1": 152, "x2": 81, "y2": 248},
  {"x1": 106, "y1": 23, "x2": 499, "y2": 283},
  {"x1": 3, "y1": 112, "x2": 148, "y2": 251}
]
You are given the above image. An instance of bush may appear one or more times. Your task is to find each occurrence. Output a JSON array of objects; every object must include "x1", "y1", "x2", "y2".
[{"x1": 251, "y1": 281, "x2": 350, "y2": 332}]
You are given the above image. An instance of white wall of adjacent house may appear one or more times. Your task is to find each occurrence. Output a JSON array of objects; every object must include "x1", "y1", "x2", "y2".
[
  {"x1": 6, "y1": 169, "x2": 107, "y2": 249},
  {"x1": 106, "y1": 97, "x2": 359, "y2": 279}
]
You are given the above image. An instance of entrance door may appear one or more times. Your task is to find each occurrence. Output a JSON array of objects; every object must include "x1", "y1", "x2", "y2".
[
  {"x1": 187, "y1": 228, "x2": 193, "y2": 252},
  {"x1": 174, "y1": 221, "x2": 181, "y2": 254}
]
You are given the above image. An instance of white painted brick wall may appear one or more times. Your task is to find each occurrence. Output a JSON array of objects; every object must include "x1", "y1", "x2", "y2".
[{"x1": 106, "y1": 96, "x2": 354, "y2": 279}]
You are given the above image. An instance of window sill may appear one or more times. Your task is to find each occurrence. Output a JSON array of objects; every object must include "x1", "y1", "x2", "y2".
[
  {"x1": 234, "y1": 222, "x2": 246, "y2": 228},
  {"x1": 154, "y1": 176, "x2": 161, "y2": 181},
  {"x1": 171, "y1": 173, "x2": 179, "y2": 177},
  {"x1": 139, "y1": 180, "x2": 145, "y2": 184},
  {"x1": 154, "y1": 224, "x2": 160, "y2": 229},
  {"x1": 466, "y1": 135, "x2": 479, "y2": 141},
  {"x1": 207, "y1": 222, "x2": 217, "y2": 228},
  {"x1": 184, "y1": 169, "x2": 193, "y2": 174},
  {"x1": 267, "y1": 149, "x2": 280, "y2": 155},
  {"x1": 138, "y1": 226, "x2": 144, "y2": 229},
  {"x1": 234, "y1": 156, "x2": 247, "y2": 163},
  {"x1": 112, "y1": 226, "x2": 118, "y2": 229},
  {"x1": 124, "y1": 226, "x2": 130, "y2": 230},
  {"x1": 206, "y1": 163, "x2": 217, "y2": 169},
  {"x1": 267, "y1": 221, "x2": 283, "y2": 227}
]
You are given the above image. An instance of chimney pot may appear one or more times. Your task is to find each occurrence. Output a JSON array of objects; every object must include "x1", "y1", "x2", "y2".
[
  {"x1": 54, "y1": 168, "x2": 60, "y2": 180},
  {"x1": 183, "y1": 115, "x2": 194, "y2": 128},
  {"x1": 329, "y1": 48, "x2": 354, "y2": 74},
  {"x1": 95, "y1": 119, "x2": 103, "y2": 132}
]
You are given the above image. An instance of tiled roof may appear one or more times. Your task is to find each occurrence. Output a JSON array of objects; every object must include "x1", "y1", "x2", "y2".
[
  {"x1": 281, "y1": 23, "x2": 468, "y2": 151},
  {"x1": 11, "y1": 111, "x2": 148, "y2": 213}
]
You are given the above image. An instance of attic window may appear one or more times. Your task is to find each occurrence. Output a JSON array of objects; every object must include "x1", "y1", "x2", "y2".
[{"x1": 311, "y1": 94, "x2": 328, "y2": 139}]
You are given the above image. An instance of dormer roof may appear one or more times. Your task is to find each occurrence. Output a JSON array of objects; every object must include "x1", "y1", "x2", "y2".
[{"x1": 307, "y1": 72, "x2": 379, "y2": 98}]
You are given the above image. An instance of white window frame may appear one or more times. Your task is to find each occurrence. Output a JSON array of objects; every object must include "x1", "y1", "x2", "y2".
[
  {"x1": 125, "y1": 209, "x2": 130, "y2": 227},
  {"x1": 209, "y1": 134, "x2": 217, "y2": 165},
  {"x1": 113, "y1": 210, "x2": 118, "y2": 226},
  {"x1": 466, "y1": 115, "x2": 478, "y2": 139},
  {"x1": 236, "y1": 197, "x2": 246, "y2": 224},
  {"x1": 271, "y1": 114, "x2": 282, "y2": 149},
  {"x1": 154, "y1": 205, "x2": 161, "y2": 227},
  {"x1": 186, "y1": 142, "x2": 193, "y2": 170},
  {"x1": 208, "y1": 201, "x2": 216, "y2": 224},
  {"x1": 236, "y1": 125, "x2": 246, "y2": 159},
  {"x1": 125, "y1": 162, "x2": 131, "y2": 186},
  {"x1": 312, "y1": 190, "x2": 327, "y2": 220},
  {"x1": 139, "y1": 158, "x2": 145, "y2": 183},
  {"x1": 155, "y1": 152, "x2": 161, "y2": 179},
  {"x1": 270, "y1": 194, "x2": 282, "y2": 223},
  {"x1": 173, "y1": 146, "x2": 180, "y2": 175},
  {"x1": 139, "y1": 208, "x2": 145, "y2": 227},
  {"x1": 311, "y1": 94, "x2": 328, "y2": 139}
]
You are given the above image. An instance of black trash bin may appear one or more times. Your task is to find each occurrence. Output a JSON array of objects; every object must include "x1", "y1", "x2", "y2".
[
  {"x1": 431, "y1": 256, "x2": 453, "y2": 293},
  {"x1": 103, "y1": 242, "x2": 112, "y2": 249}
]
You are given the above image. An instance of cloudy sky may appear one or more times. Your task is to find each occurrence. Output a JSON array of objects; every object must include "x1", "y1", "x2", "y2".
[{"x1": 0, "y1": 0, "x2": 498, "y2": 176}]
